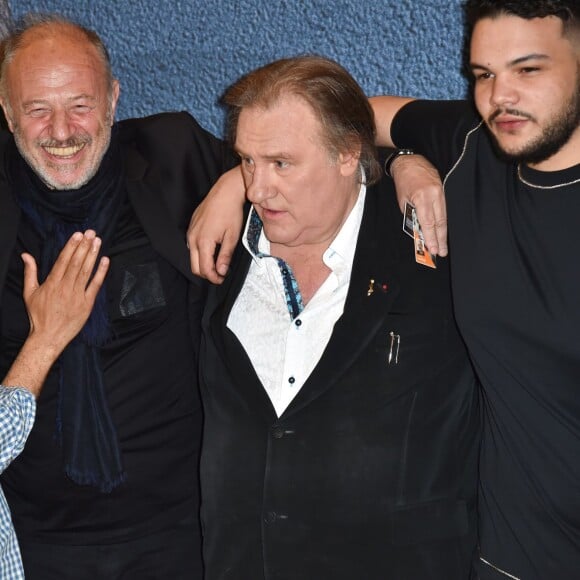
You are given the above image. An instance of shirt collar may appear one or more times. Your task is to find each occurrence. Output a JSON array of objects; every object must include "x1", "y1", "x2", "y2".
[
  {"x1": 241, "y1": 174, "x2": 367, "y2": 277},
  {"x1": 323, "y1": 180, "x2": 366, "y2": 279}
]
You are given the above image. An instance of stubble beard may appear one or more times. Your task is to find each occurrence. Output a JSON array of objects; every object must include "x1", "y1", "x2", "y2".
[{"x1": 489, "y1": 76, "x2": 580, "y2": 166}]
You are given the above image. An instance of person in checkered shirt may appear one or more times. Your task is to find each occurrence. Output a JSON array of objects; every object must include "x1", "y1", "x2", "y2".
[{"x1": 0, "y1": 231, "x2": 108, "y2": 578}]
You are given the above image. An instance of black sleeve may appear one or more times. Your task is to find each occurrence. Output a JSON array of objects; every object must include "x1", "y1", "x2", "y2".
[
  {"x1": 184, "y1": 112, "x2": 237, "y2": 173},
  {"x1": 390, "y1": 99, "x2": 481, "y2": 176},
  {"x1": 175, "y1": 112, "x2": 238, "y2": 202},
  {"x1": 121, "y1": 112, "x2": 238, "y2": 231}
]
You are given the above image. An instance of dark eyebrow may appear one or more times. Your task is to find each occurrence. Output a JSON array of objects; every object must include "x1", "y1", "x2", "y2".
[{"x1": 470, "y1": 53, "x2": 551, "y2": 71}]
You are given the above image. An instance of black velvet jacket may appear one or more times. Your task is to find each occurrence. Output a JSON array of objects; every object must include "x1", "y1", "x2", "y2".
[{"x1": 199, "y1": 163, "x2": 480, "y2": 580}]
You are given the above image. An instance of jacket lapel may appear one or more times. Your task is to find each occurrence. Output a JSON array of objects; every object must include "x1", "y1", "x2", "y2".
[
  {"x1": 123, "y1": 145, "x2": 197, "y2": 283},
  {"x1": 207, "y1": 181, "x2": 404, "y2": 422},
  {"x1": 206, "y1": 244, "x2": 279, "y2": 422},
  {"x1": 282, "y1": 184, "x2": 402, "y2": 418}
]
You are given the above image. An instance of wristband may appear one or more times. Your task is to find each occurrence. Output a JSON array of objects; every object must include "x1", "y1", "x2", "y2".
[{"x1": 384, "y1": 149, "x2": 415, "y2": 178}]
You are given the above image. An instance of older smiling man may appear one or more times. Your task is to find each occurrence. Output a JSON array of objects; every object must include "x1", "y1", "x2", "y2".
[{"x1": 0, "y1": 13, "x2": 233, "y2": 579}]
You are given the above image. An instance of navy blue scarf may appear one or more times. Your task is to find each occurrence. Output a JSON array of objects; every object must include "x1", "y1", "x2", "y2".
[{"x1": 9, "y1": 130, "x2": 126, "y2": 492}]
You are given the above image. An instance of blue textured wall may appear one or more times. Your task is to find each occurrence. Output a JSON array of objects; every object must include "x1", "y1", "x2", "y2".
[{"x1": 12, "y1": 0, "x2": 467, "y2": 138}]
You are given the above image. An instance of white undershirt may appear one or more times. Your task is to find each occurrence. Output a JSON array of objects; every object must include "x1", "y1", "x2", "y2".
[{"x1": 227, "y1": 183, "x2": 366, "y2": 417}]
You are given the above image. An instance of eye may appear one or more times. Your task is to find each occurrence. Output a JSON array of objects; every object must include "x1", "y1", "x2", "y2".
[
  {"x1": 240, "y1": 156, "x2": 254, "y2": 172},
  {"x1": 473, "y1": 71, "x2": 493, "y2": 82},
  {"x1": 519, "y1": 66, "x2": 540, "y2": 75},
  {"x1": 71, "y1": 104, "x2": 92, "y2": 114},
  {"x1": 275, "y1": 160, "x2": 289, "y2": 169},
  {"x1": 27, "y1": 107, "x2": 50, "y2": 118}
]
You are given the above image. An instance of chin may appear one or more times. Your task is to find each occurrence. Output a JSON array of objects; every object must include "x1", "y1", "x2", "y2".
[{"x1": 45, "y1": 176, "x2": 87, "y2": 191}]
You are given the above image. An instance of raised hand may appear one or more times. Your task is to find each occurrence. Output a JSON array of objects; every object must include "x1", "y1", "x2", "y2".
[{"x1": 3, "y1": 230, "x2": 109, "y2": 395}]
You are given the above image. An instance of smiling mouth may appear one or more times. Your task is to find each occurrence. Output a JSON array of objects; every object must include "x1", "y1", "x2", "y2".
[{"x1": 43, "y1": 143, "x2": 86, "y2": 158}]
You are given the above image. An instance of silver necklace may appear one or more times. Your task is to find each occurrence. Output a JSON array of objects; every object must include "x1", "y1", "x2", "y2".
[{"x1": 517, "y1": 163, "x2": 580, "y2": 190}]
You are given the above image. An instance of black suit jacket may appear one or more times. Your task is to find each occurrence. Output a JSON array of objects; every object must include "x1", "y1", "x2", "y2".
[
  {"x1": 0, "y1": 112, "x2": 235, "y2": 353},
  {"x1": 200, "y1": 170, "x2": 480, "y2": 580},
  {"x1": 0, "y1": 113, "x2": 232, "y2": 548},
  {"x1": 0, "y1": 111, "x2": 231, "y2": 290}
]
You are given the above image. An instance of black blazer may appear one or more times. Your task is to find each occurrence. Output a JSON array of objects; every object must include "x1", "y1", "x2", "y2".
[
  {"x1": 0, "y1": 113, "x2": 232, "y2": 554},
  {"x1": 200, "y1": 170, "x2": 480, "y2": 580},
  {"x1": 0, "y1": 112, "x2": 231, "y2": 291},
  {"x1": 0, "y1": 112, "x2": 236, "y2": 356}
]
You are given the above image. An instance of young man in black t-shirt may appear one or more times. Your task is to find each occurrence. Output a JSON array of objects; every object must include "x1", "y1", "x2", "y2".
[{"x1": 368, "y1": 1, "x2": 580, "y2": 579}]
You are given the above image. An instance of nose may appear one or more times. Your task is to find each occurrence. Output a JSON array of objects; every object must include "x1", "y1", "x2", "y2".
[
  {"x1": 245, "y1": 165, "x2": 275, "y2": 204},
  {"x1": 48, "y1": 109, "x2": 75, "y2": 142},
  {"x1": 489, "y1": 74, "x2": 518, "y2": 109}
]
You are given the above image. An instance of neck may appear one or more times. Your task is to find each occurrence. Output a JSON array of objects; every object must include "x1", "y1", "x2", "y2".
[{"x1": 272, "y1": 244, "x2": 330, "y2": 306}]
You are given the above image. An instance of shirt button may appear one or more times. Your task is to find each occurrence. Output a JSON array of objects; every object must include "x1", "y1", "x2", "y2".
[
  {"x1": 272, "y1": 426, "x2": 284, "y2": 439},
  {"x1": 264, "y1": 511, "x2": 277, "y2": 524},
  {"x1": 288, "y1": 376, "x2": 295, "y2": 384},
  {"x1": 295, "y1": 319, "x2": 302, "y2": 327}
]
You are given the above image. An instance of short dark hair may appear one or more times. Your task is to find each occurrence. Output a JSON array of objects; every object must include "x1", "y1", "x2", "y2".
[
  {"x1": 0, "y1": 13, "x2": 115, "y2": 109},
  {"x1": 223, "y1": 55, "x2": 381, "y2": 185},
  {"x1": 463, "y1": 0, "x2": 580, "y2": 38}
]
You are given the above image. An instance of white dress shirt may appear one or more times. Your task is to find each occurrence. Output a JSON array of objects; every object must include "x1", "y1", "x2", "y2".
[{"x1": 227, "y1": 183, "x2": 366, "y2": 417}]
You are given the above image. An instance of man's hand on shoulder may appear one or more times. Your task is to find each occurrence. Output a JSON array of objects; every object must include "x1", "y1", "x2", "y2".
[
  {"x1": 188, "y1": 166, "x2": 246, "y2": 284},
  {"x1": 390, "y1": 153, "x2": 448, "y2": 257}
]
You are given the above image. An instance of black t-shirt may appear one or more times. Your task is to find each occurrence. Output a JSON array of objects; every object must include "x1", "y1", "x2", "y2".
[
  {"x1": 392, "y1": 100, "x2": 580, "y2": 580},
  {"x1": 0, "y1": 192, "x2": 202, "y2": 545}
]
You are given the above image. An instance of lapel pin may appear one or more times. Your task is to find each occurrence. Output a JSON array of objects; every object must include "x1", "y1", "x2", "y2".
[{"x1": 367, "y1": 279, "x2": 388, "y2": 297}]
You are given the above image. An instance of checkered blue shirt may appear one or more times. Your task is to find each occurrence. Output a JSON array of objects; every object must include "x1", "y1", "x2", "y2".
[{"x1": 0, "y1": 386, "x2": 35, "y2": 579}]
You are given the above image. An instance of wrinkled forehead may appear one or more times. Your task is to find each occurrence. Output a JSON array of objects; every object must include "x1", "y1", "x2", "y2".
[
  {"x1": 237, "y1": 95, "x2": 322, "y2": 135},
  {"x1": 235, "y1": 96, "x2": 327, "y2": 157},
  {"x1": 8, "y1": 26, "x2": 107, "y2": 79},
  {"x1": 6, "y1": 36, "x2": 109, "y2": 99}
]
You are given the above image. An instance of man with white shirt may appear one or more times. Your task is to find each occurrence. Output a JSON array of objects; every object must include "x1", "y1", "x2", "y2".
[{"x1": 198, "y1": 55, "x2": 480, "y2": 580}]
